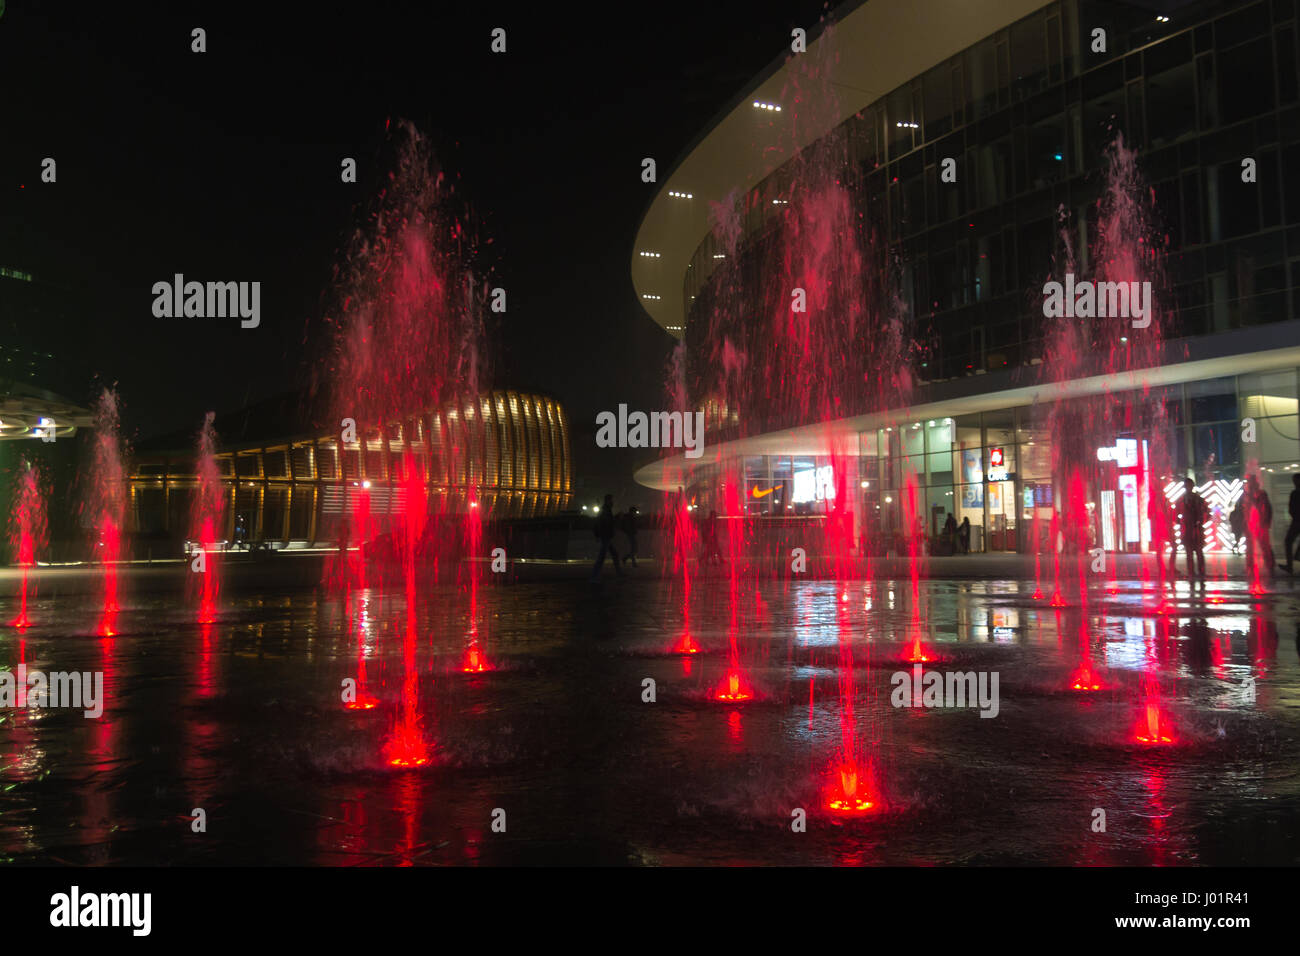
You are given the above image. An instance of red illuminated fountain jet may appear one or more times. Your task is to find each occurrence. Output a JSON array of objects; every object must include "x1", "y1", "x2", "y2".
[
  {"x1": 88, "y1": 389, "x2": 126, "y2": 637},
  {"x1": 383, "y1": 453, "x2": 431, "y2": 768},
  {"x1": 7, "y1": 460, "x2": 47, "y2": 630},
  {"x1": 319, "y1": 124, "x2": 491, "y2": 766},
  {"x1": 189, "y1": 412, "x2": 224, "y2": 625}
]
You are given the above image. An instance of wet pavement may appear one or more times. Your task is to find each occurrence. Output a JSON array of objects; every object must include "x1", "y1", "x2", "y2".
[{"x1": 1, "y1": 567, "x2": 1298, "y2": 865}]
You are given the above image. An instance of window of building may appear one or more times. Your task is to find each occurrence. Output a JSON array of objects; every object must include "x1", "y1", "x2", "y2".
[{"x1": 1220, "y1": 37, "x2": 1274, "y2": 125}]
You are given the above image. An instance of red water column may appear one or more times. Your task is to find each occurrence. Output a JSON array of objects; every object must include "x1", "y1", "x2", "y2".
[
  {"x1": 7, "y1": 461, "x2": 47, "y2": 629},
  {"x1": 343, "y1": 487, "x2": 382, "y2": 710},
  {"x1": 901, "y1": 472, "x2": 933, "y2": 663},
  {"x1": 460, "y1": 483, "x2": 492, "y2": 674},
  {"x1": 713, "y1": 475, "x2": 752, "y2": 702},
  {"x1": 1134, "y1": 638, "x2": 1176, "y2": 746},
  {"x1": 1031, "y1": 506, "x2": 1045, "y2": 600},
  {"x1": 345, "y1": 592, "x2": 379, "y2": 711},
  {"x1": 670, "y1": 488, "x2": 700, "y2": 656},
  {"x1": 1067, "y1": 471, "x2": 1091, "y2": 603},
  {"x1": 89, "y1": 389, "x2": 126, "y2": 637},
  {"x1": 189, "y1": 413, "x2": 225, "y2": 625},
  {"x1": 1048, "y1": 508, "x2": 1066, "y2": 607},
  {"x1": 384, "y1": 452, "x2": 431, "y2": 767},
  {"x1": 1069, "y1": 615, "x2": 1104, "y2": 692},
  {"x1": 826, "y1": 592, "x2": 877, "y2": 815}
]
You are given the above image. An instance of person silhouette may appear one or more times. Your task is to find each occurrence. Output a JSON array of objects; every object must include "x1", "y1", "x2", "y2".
[
  {"x1": 1279, "y1": 474, "x2": 1299, "y2": 575},
  {"x1": 1174, "y1": 478, "x2": 1206, "y2": 580},
  {"x1": 1244, "y1": 474, "x2": 1274, "y2": 582},
  {"x1": 590, "y1": 494, "x2": 622, "y2": 581},
  {"x1": 942, "y1": 513, "x2": 958, "y2": 554}
]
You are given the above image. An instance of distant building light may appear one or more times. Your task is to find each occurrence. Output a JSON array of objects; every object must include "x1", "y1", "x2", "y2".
[
  {"x1": 668, "y1": 190, "x2": 693, "y2": 199},
  {"x1": 0, "y1": 267, "x2": 33, "y2": 282},
  {"x1": 712, "y1": 254, "x2": 726, "y2": 259},
  {"x1": 1053, "y1": 153, "x2": 1063, "y2": 161},
  {"x1": 895, "y1": 121, "x2": 919, "y2": 129},
  {"x1": 752, "y1": 101, "x2": 782, "y2": 112},
  {"x1": 772, "y1": 199, "x2": 789, "y2": 205},
  {"x1": 639, "y1": 251, "x2": 661, "y2": 258},
  {"x1": 642, "y1": 294, "x2": 662, "y2": 300},
  {"x1": 1156, "y1": 15, "x2": 1170, "y2": 23}
]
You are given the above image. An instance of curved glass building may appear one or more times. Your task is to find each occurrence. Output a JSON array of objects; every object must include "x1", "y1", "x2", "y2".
[{"x1": 633, "y1": 0, "x2": 1300, "y2": 555}]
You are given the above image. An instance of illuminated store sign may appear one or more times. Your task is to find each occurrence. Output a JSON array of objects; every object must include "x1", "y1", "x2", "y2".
[
  {"x1": 988, "y1": 447, "x2": 1007, "y2": 481},
  {"x1": 1096, "y1": 438, "x2": 1138, "y2": 467}
]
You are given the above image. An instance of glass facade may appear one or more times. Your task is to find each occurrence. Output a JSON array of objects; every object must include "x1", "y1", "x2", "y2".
[
  {"x1": 685, "y1": 0, "x2": 1300, "y2": 380},
  {"x1": 671, "y1": 0, "x2": 1300, "y2": 555},
  {"x1": 724, "y1": 368, "x2": 1299, "y2": 553}
]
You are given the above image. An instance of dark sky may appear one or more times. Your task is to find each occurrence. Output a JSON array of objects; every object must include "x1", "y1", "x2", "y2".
[{"x1": 0, "y1": 0, "x2": 829, "y2": 456}]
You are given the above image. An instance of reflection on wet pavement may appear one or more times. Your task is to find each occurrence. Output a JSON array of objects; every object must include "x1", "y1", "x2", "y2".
[{"x1": 1, "y1": 575, "x2": 1297, "y2": 865}]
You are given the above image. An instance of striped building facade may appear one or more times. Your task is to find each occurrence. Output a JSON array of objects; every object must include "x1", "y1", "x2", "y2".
[{"x1": 128, "y1": 389, "x2": 572, "y2": 545}]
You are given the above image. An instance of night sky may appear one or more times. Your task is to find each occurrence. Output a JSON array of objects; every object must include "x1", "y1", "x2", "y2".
[{"x1": 0, "y1": 0, "x2": 828, "y2": 496}]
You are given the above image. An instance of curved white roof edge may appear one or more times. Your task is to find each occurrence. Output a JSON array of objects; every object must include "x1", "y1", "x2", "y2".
[
  {"x1": 631, "y1": 0, "x2": 1053, "y2": 338},
  {"x1": 634, "y1": 334, "x2": 1300, "y2": 491}
]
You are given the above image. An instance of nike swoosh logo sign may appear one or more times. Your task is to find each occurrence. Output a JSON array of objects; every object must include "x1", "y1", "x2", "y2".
[{"x1": 752, "y1": 486, "x2": 778, "y2": 498}]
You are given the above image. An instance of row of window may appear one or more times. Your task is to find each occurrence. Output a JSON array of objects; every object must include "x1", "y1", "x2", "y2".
[{"x1": 684, "y1": 0, "x2": 1300, "y2": 379}]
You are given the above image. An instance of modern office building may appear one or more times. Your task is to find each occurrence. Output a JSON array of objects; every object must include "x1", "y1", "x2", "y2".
[
  {"x1": 633, "y1": 0, "x2": 1300, "y2": 554},
  {"x1": 0, "y1": 265, "x2": 95, "y2": 440},
  {"x1": 128, "y1": 390, "x2": 572, "y2": 546}
]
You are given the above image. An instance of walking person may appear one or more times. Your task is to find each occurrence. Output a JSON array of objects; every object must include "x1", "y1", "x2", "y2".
[
  {"x1": 1280, "y1": 474, "x2": 1300, "y2": 575},
  {"x1": 958, "y1": 516, "x2": 971, "y2": 554},
  {"x1": 590, "y1": 494, "x2": 622, "y2": 581},
  {"x1": 621, "y1": 505, "x2": 639, "y2": 568},
  {"x1": 1244, "y1": 474, "x2": 1275, "y2": 582},
  {"x1": 1174, "y1": 478, "x2": 1206, "y2": 580},
  {"x1": 942, "y1": 513, "x2": 958, "y2": 555},
  {"x1": 1148, "y1": 480, "x2": 1175, "y2": 583}
]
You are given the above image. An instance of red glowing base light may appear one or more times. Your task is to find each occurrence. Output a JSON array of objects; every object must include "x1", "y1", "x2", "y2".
[
  {"x1": 96, "y1": 618, "x2": 117, "y2": 638},
  {"x1": 1069, "y1": 665, "x2": 1103, "y2": 692},
  {"x1": 461, "y1": 644, "x2": 492, "y2": 673},
  {"x1": 384, "y1": 737, "x2": 431, "y2": 767},
  {"x1": 8, "y1": 612, "x2": 31, "y2": 630},
  {"x1": 713, "y1": 671, "x2": 753, "y2": 702},
  {"x1": 386, "y1": 752, "x2": 431, "y2": 768},
  {"x1": 1134, "y1": 704, "x2": 1175, "y2": 745},
  {"x1": 674, "y1": 633, "x2": 700, "y2": 655},
  {"x1": 345, "y1": 695, "x2": 379, "y2": 711},
  {"x1": 383, "y1": 710, "x2": 431, "y2": 766},
  {"x1": 826, "y1": 765, "x2": 877, "y2": 815},
  {"x1": 904, "y1": 639, "x2": 934, "y2": 664},
  {"x1": 1031, "y1": 588, "x2": 1044, "y2": 601},
  {"x1": 1049, "y1": 591, "x2": 1067, "y2": 608}
]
